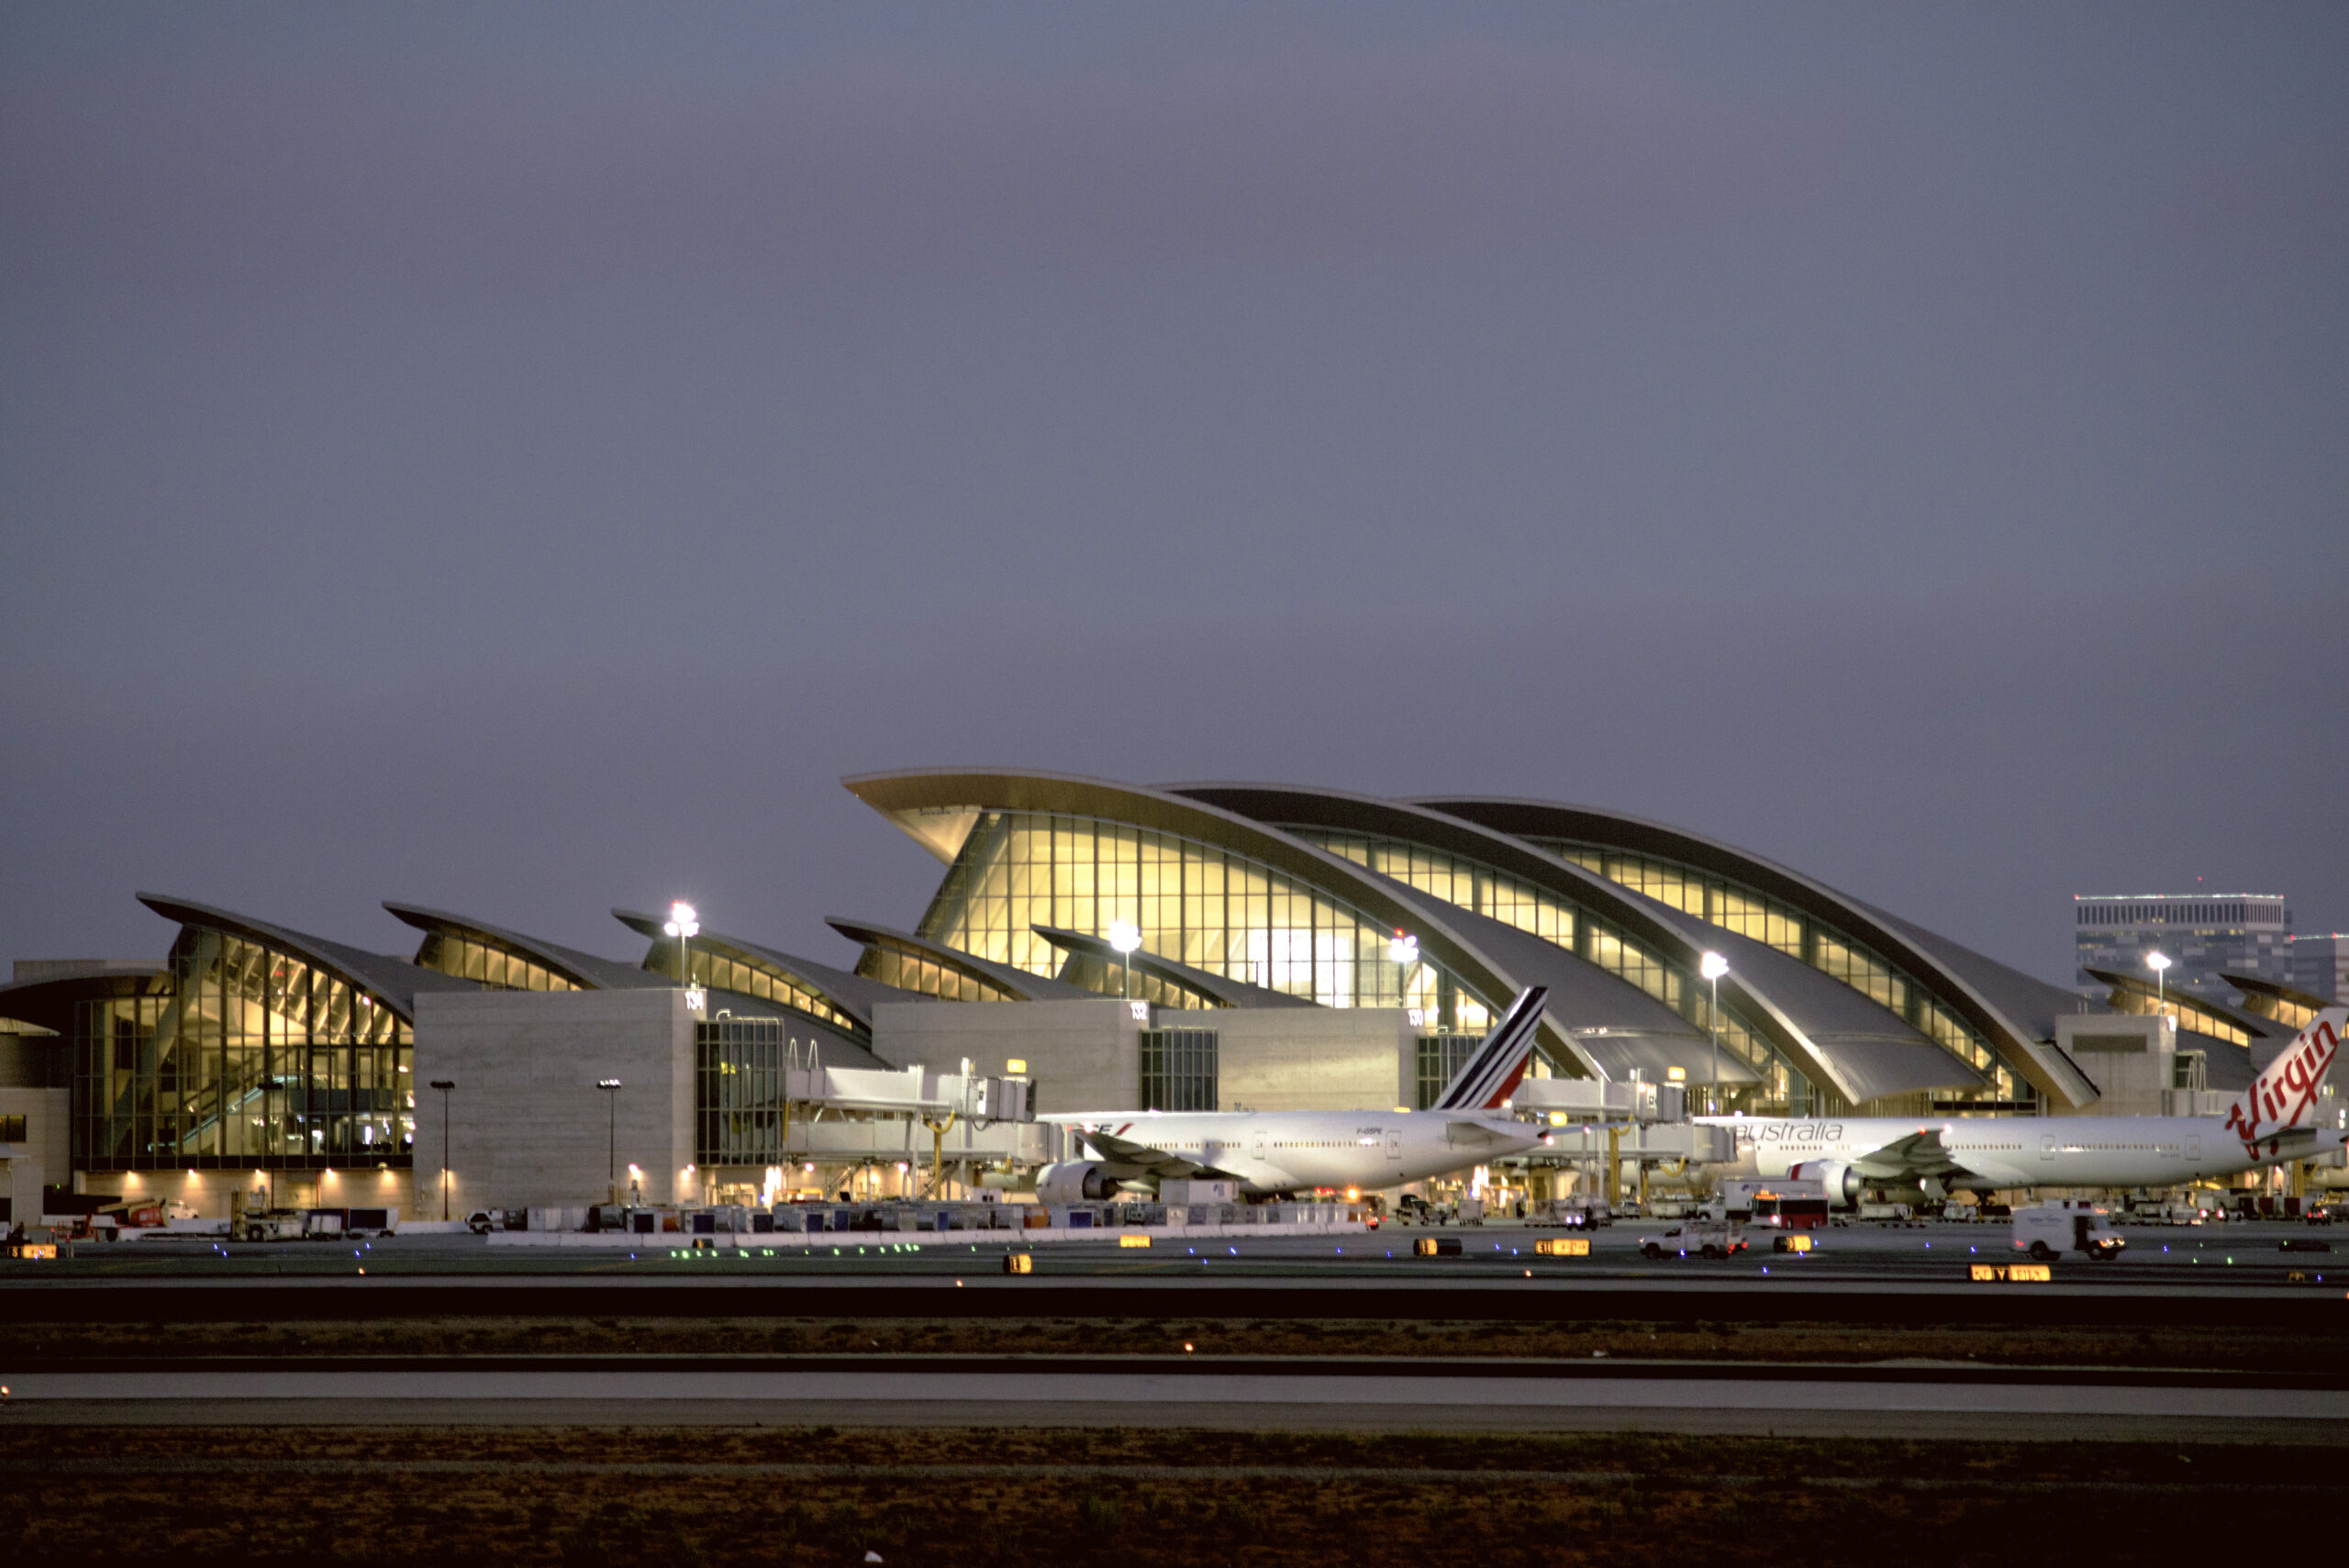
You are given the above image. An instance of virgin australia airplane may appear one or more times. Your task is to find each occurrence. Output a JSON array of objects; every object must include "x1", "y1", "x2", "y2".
[
  {"x1": 1705, "y1": 1008, "x2": 2347, "y2": 1205},
  {"x1": 1035, "y1": 987, "x2": 1552, "y2": 1202}
]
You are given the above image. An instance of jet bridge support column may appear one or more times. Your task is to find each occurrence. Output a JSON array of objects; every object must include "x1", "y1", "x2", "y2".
[{"x1": 1606, "y1": 1126, "x2": 1621, "y2": 1211}]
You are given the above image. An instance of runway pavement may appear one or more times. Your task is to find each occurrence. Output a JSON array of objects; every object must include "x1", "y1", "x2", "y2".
[
  {"x1": 10, "y1": 1217, "x2": 2336, "y2": 1288},
  {"x1": 7, "y1": 1360, "x2": 2346, "y2": 1442},
  {"x1": 6, "y1": 1222, "x2": 2343, "y2": 1331}
]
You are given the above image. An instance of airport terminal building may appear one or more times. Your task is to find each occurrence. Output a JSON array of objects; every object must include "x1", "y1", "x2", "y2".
[{"x1": 2, "y1": 769, "x2": 2331, "y2": 1222}]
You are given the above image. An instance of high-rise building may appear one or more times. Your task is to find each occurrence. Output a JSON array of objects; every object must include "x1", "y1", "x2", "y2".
[
  {"x1": 2293, "y1": 934, "x2": 2349, "y2": 1004},
  {"x1": 2073, "y1": 893, "x2": 2292, "y2": 997}
]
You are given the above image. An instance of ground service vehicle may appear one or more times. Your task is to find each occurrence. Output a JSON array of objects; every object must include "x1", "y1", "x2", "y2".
[
  {"x1": 2012, "y1": 1202, "x2": 2124, "y2": 1261},
  {"x1": 1642, "y1": 1220, "x2": 1748, "y2": 1260},
  {"x1": 1753, "y1": 1189, "x2": 1832, "y2": 1229}
]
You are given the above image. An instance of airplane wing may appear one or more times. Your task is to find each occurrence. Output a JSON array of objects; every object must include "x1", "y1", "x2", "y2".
[
  {"x1": 1847, "y1": 1129, "x2": 1961, "y2": 1181},
  {"x1": 1074, "y1": 1125, "x2": 1247, "y2": 1184},
  {"x1": 1442, "y1": 1117, "x2": 1530, "y2": 1150}
]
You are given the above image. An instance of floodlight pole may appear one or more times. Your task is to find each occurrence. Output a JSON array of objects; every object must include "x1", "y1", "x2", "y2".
[
  {"x1": 1710, "y1": 973, "x2": 1720, "y2": 1114},
  {"x1": 429, "y1": 1079, "x2": 455, "y2": 1219},
  {"x1": 597, "y1": 1079, "x2": 623, "y2": 1199},
  {"x1": 664, "y1": 901, "x2": 701, "y2": 988},
  {"x1": 1700, "y1": 952, "x2": 1730, "y2": 1117},
  {"x1": 1109, "y1": 920, "x2": 1142, "y2": 1002},
  {"x1": 1388, "y1": 931, "x2": 1419, "y2": 1015}
]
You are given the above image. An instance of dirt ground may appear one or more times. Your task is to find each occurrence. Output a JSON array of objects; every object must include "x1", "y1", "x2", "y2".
[
  {"x1": 0, "y1": 1424, "x2": 2340, "y2": 1566},
  {"x1": 8, "y1": 1312, "x2": 2332, "y2": 1371}
]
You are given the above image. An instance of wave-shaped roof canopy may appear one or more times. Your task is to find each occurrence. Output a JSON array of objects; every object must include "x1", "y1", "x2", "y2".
[
  {"x1": 1412, "y1": 796, "x2": 2099, "y2": 1108},
  {"x1": 138, "y1": 892, "x2": 478, "y2": 1024},
  {"x1": 1174, "y1": 783, "x2": 1982, "y2": 1105}
]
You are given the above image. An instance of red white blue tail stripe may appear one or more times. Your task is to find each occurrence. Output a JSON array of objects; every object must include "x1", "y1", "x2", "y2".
[{"x1": 1434, "y1": 987, "x2": 1549, "y2": 1111}]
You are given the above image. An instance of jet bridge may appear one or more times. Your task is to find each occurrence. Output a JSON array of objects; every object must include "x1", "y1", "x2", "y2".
[
  {"x1": 758, "y1": 1053, "x2": 1052, "y2": 1194},
  {"x1": 1501, "y1": 1077, "x2": 1737, "y2": 1208}
]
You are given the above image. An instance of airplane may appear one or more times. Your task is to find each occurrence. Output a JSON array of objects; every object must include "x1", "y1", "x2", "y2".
[
  {"x1": 1703, "y1": 1007, "x2": 2348, "y2": 1205},
  {"x1": 1033, "y1": 986, "x2": 1553, "y2": 1201}
]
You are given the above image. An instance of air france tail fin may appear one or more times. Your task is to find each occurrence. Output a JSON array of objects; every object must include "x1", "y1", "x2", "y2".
[
  {"x1": 2222, "y1": 1007, "x2": 2346, "y2": 1151},
  {"x1": 1434, "y1": 987, "x2": 1548, "y2": 1112}
]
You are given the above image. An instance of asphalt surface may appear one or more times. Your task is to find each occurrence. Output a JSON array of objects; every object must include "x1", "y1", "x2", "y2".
[
  {"x1": 8, "y1": 1362, "x2": 2345, "y2": 1442},
  {"x1": 11, "y1": 1217, "x2": 2334, "y2": 1283},
  {"x1": 8, "y1": 1218, "x2": 2342, "y2": 1440},
  {"x1": 6, "y1": 1219, "x2": 2342, "y2": 1329}
]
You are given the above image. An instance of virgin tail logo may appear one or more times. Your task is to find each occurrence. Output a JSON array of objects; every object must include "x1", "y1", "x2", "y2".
[{"x1": 2222, "y1": 1008, "x2": 2346, "y2": 1151}]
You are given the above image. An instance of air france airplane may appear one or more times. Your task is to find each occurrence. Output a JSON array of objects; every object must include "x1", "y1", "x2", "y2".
[
  {"x1": 1037, "y1": 987, "x2": 1552, "y2": 1201},
  {"x1": 1705, "y1": 1008, "x2": 2347, "y2": 1205}
]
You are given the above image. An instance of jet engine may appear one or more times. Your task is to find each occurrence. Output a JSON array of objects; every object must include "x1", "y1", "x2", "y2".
[
  {"x1": 1789, "y1": 1160, "x2": 1863, "y2": 1207},
  {"x1": 1035, "y1": 1161, "x2": 1123, "y2": 1204}
]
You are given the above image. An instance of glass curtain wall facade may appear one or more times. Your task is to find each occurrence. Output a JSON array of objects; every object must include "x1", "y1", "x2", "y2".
[
  {"x1": 854, "y1": 940, "x2": 1025, "y2": 1004},
  {"x1": 75, "y1": 928, "x2": 411, "y2": 1172},
  {"x1": 2103, "y1": 984, "x2": 2254, "y2": 1049},
  {"x1": 1058, "y1": 951, "x2": 1222, "y2": 1011},
  {"x1": 1291, "y1": 828, "x2": 1778, "y2": 1094},
  {"x1": 913, "y1": 811, "x2": 1491, "y2": 1029},
  {"x1": 2241, "y1": 988, "x2": 2322, "y2": 1032},
  {"x1": 696, "y1": 1016, "x2": 785, "y2": 1167},
  {"x1": 1531, "y1": 840, "x2": 2016, "y2": 1102},
  {"x1": 414, "y1": 932, "x2": 581, "y2": 993},
  {"x1": 644, "y1": 938, "x2": 868, "y2": 1039},
  {"x1": 1416, "y1": 1034, "x2": 1477, "y2": 1108},
  {"x1": 1140, "y1": 1029, "x2": 1218, "y2": 1111}
]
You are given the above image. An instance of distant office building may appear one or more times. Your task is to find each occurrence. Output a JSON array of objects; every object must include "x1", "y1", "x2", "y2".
[
  {"x1": 2293, "y1": 934, "x2": 2349, "y2": 1004},
  {"x1": 2073, "y1": 894, "x2": 2292, "y2": 997}
]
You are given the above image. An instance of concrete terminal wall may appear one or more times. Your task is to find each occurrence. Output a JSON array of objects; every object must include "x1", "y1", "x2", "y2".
[
  {"x1": 414, "y1": 989, "x2": 693, "y2": 1213},
  {"x1": 0, "y1": 1084, "x2": 68, "y2": 1223},
  {"x1": 875, "y1": 999, "x2": 1140, "y2": 1115},
  {"x1": 2056, "y1": 1015, "x2": 2175, "y2": 1118},
  {"x1": 1208, "y1": 1009, "x2": 1414, "y2": 1112},
  {"x1": 874, "y1": 999, "x2": 1415, "y2": 1115}
]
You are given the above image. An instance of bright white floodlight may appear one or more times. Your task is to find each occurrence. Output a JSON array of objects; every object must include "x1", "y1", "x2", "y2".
[
  {"x1": 664, "y1": 901, "x2": 702, "y2": 996},
  {"x1": 1108, "y1": 920, "x2": 1142, "y2": 1002},
  {"x1": 2146, "y1": 951, "x2": 2172, "y2": 973},
  {"x1": 2148, "y1": 950, "x2": 2172, "y2": 1012},
  {"x1": 1698, "y1": 951, "x2": 1730, "y2": 1116},
  {"x1": 1388, "y1": 930, "x2": 1419, "y2": 967}
]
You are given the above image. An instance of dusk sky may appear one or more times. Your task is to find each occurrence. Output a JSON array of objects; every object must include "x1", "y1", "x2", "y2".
[{"x1": 5, "y1": 4, "x2": 2343, "y2": 987}]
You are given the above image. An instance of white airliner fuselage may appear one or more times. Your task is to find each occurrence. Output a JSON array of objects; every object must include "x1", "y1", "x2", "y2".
[
  {"x1": 1041, "y1": 985, "x2": 1554, "y2": 1199},
  {"x1": 1707, "y1": 1007, "x2": 2349, "y2": 1202},
  {"x1": 1058, "y1": 1108, "x2": 1546, "y2": 1196},
  {"x1": 1707, "y1": 1113, "x2": 2344, "y2": 1199}
]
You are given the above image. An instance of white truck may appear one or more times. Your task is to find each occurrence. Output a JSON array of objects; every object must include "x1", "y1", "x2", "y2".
[
  {"x1": 1709, "y1": 1178, "x2": 1832, "y2": 1229},
  {"x1": 1640, "y1": 1219, "x2": 1750, "y2": 1261},
  {"x1": 2012, "y1": 1201, "x2": 2124, "y2": 1262}
]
